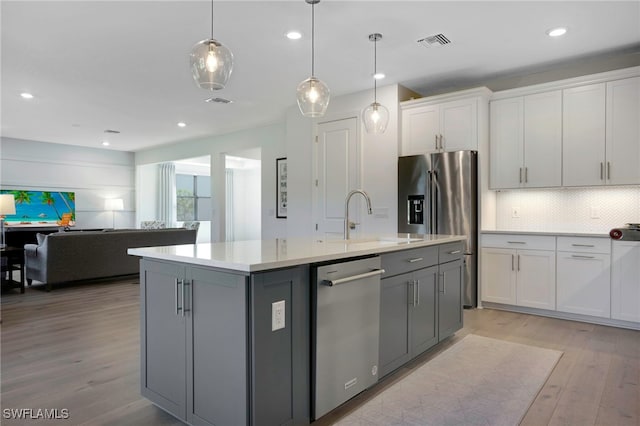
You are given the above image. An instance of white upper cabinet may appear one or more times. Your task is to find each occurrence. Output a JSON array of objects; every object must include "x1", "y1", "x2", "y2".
[
  {"x1": 400, "y1": 88, "x2": 490, "y2": 155},
  {"x1": 490, "y1": 67, "x2": 640, "y2": 189},
  {"x1": 562, "y1": 83, "x2": 607, "y2": 186},
  {"x1": 606, "y1": 77, "x2": 640, "y2": 185},
  {"x1": 563, "y1": 77, "x2": 640, "y2": 186},
  {"x1": 489, "y1": 98, "x2": 523, "y2": 189},
  {"x1": 489, "y1": 90, "x2": 562, "y2": 189}
]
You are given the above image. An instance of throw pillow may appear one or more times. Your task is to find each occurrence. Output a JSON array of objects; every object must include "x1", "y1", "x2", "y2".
[{"x1": 36, "y1": 233, "x2": 46, "y2": 245}]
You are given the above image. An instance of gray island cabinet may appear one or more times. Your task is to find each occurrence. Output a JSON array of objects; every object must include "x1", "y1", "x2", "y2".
[{"x1": 129, "y1": 235, "x2": 465, "y2": 426}]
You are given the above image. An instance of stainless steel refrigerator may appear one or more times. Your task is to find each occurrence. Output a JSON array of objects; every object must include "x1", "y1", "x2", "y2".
[{"x1": 398, "y1": 151, "x2": 478, "y2": 307}]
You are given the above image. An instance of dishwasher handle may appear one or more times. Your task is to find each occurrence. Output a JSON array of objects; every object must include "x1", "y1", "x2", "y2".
[{"x1": 321, "y1": 269, "x2": 385, "y2": 287}]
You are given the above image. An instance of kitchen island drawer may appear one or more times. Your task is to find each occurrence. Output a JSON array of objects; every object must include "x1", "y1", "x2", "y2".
[
  {"x1": 381, "y1": 246, "x2": 438, "y2": 278},
  {"x1": 439, "y1": 241, "x2": 464, "y2": 264}
]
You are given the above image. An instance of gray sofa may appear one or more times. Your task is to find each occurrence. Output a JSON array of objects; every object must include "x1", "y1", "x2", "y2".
[{"x1": 25, "y1": 228, "x2": 197, "y2": 291}]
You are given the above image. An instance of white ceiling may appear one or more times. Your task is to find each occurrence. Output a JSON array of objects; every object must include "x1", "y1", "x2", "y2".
[{"x1": 2, "y1": 1, "x2": 639, "y2": 152}]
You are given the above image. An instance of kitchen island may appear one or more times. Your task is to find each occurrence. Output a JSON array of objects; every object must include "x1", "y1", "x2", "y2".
[{"x1": 128, "y1": 234, "x2": 465, "y2": 426}]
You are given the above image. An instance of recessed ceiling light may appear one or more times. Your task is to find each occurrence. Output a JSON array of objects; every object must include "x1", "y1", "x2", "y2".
[
  {"x1": 286, "y1": 31, "x2": 302, "y2": 40},
  {"x1": 177, "y1": 122, "x2": 187, "y2": 128},
  {"x1": 102, "y1": 141, "x2": 110, "y2": 146},
  {"x1": 547, "y1": 27, "x2": 567, "y2": 37},
  {"x1": 20, "y1": 92, "x2": 34, "y2": 99},
  {"x1": 373, "y1": 72, "x2": 385, "y2": 80}
]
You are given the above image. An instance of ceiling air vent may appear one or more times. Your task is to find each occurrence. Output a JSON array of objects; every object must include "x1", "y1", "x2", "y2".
[
  {"x1": 417, "y1": 33, "x2": 451, "y2": 48},
  {"x1": 103, "y1": 129, "x2": 121, "y2": 134},
  {"x1": 205, "y1": 97, "x2": 233, "y2": 104}
]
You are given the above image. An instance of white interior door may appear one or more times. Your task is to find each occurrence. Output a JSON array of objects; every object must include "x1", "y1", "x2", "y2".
[{"x1": 315, "y1": 117, "x2": 359, "y2": 240}]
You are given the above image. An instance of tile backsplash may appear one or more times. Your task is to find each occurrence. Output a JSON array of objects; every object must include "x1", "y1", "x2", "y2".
[{"x1": 494, "y1": 186, "x2": 640, "y2": 233}]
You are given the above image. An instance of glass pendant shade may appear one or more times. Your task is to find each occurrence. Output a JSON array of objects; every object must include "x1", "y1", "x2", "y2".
[
  {"x1": 190, "y1": 38, "x2": 233, "y2": 90},
  {"x1": 362, "y1": 32, "x2": 389, "y2": 134},
  {"x1": 363, "y1": 101, "x2": 390, "y2": 134},
  {"x1": 297, "y1": 76, "x2": 330, "y2": 118}
]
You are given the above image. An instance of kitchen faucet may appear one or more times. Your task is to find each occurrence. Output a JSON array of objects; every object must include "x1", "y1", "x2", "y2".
[{"x1": 344, "y1": 189, "x2": 373, "y2": 240}]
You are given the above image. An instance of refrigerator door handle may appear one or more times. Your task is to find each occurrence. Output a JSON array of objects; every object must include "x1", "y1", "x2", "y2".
[{"x1": 431, "y1": 171, "x2": 438, "y2": 233}]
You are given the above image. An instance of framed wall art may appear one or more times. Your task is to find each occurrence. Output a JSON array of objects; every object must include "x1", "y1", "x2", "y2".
[{"x1": 276, "y1": 157, "x2": 287, "y2": 218}]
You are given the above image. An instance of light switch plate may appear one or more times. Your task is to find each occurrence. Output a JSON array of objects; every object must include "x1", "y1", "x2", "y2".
[{"x1": 272, "y1": 300, "x2": 285, "y2": 331}]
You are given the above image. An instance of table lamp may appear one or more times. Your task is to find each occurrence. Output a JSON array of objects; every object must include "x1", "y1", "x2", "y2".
[
  {"x1": 0, "y1": 194, "x2": 17, "y2": 249},
  {"x1": 104, "y1": 198, "x2": 124, "y2": 229}
]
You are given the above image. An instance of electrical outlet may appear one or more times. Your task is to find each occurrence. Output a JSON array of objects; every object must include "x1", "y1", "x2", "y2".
[
  {"x1": 590, "y1": 206, "x2": 600, "y2": 219},
  {"x1": 512, "y1": 207, "x2": 520, "y2": 218},
  {"x1": 272, "y1": 300, "x2": 285, "y2": 331}
]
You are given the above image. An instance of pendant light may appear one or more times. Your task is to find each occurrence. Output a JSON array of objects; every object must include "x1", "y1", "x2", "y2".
[
  {"x1": 189, "y1": 0, "x2": 233, "y2": 90},
  {"x1": 362, "y1": 33, "x2": 389, "y2": 134},
  {"x1": 296, "y1": 0, "x2": 330, "y2": 117}
]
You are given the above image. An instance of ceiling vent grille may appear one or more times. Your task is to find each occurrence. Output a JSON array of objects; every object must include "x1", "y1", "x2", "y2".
[
  {"x1": 417, "y1": 33, "x2": 451, "y2": 48},
  {"x1": 205, "y1": 97, "x2": 233, "y2": 104}
]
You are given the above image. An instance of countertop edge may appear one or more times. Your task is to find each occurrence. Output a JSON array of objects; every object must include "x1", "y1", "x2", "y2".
[{"x1": 128, "y1": 235, "x2": 466, "y2": 273}]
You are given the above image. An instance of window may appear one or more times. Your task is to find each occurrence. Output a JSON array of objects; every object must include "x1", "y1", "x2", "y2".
[{"x1": 176, "y1": 174, "x2": 211, "y2": 221}]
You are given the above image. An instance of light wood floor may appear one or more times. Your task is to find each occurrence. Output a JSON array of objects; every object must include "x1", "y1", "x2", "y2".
[{"x1": 1, "y1": 279, "x2": 639, "y2": 425}]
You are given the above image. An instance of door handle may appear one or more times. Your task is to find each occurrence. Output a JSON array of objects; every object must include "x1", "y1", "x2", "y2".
[
  {"x1": 415, "y1": 279, "x2": 420, "y2": 305},
  {"x1": 571, "y1": 255, "x2": 595, "y2": 259},
  {"x1": 607, "y1": 162, "x2": 611, "y2": 180},
  {"x1": 517, "y1": 254, "x2": 521, "y2": 271},
  {"x1": 435, "y1": 134, "x2": 438, "y2": 150},
  {"x1": 519, "y1": 167, "x2": 523, "y2": 184},
  {"x1": 524, "y1": 167, "x2": 528, "y2": 183},
  {"x1": 182, "y1": 279, "x2": 191, "y2": 316},
  {"x1": 448, "y1": 250, "x2": 462, "y2": 255},
  {"x1": 511, "y1": 254, "x2": 515, "y2": 271},
  {"x1": 408, "y1": 257, "x2": 424, "y2": 263},
  {"x1": 600, "y1": 162, "x2": 604, "y2": 180},
  {"x1": 175, "y1": 278, "x2": 182, "y2": 316},
  {"x1": 439, "y1": 272, "x2": 446, "y2": 294}
]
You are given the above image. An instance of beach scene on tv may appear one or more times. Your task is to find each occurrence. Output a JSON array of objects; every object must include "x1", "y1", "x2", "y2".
[{"x1": 0, "y1": 190, "x2": 76, "y2": 226}]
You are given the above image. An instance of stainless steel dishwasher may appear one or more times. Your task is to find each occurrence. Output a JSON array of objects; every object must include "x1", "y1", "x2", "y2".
[{"x1": 313, "y1": 256, "x2": 384, "y2": 419}]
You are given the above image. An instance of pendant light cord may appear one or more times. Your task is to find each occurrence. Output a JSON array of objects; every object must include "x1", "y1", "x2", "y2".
[
  {"x1": 311, "y1": 2, "x2": 315, "y2": 77},
  {"x1": 373, "y1": 36, "x2": 377, "y2": 103},
  {"x1": 210, "y1": 0, "x2": 214, "y2": 39}
]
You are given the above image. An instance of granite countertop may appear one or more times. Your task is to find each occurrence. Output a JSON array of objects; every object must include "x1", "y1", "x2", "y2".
[
  {"x1": 481, "y1": 229, "x2": 610, "y2": 238},
  {"x1": 127, "y1": 234, "x2": 466, "y2": 273}
]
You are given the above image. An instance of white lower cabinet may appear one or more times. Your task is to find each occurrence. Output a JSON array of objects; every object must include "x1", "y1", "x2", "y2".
[
  {"x1": 556, "y1": 237, "x2": 611, "y2": 318},
  {"x1": 481, "y1": 234, "x2": 556, "y2": 310},
  {"x1": 611, "y1": 241, "x2": 640, "y2": 322}
]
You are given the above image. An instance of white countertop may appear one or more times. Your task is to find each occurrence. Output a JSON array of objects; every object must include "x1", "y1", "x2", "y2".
[
  {"x1": 481, "y1": 229, "x2": 610, "y2": 238},
  {"x1": 128, "y1": 234, "x2": 466, "y2": 273}
]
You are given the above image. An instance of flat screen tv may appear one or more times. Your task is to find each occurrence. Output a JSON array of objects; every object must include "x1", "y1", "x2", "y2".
[{"x1": 0, "y1": 190, "x2": 76, "y2": 226}]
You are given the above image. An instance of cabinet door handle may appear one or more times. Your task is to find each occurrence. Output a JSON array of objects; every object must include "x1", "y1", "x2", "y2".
[
  {"x1": 448, "y1": 250, "x2": 462, "y2": 255},
  {"x1": 439, "y1": 272, "x2": 446, "y2": 294},
  {"x1": 607, "y1": 162, "x2": 611, "y2": 180},
  {"x1": 600, "y1": 162, "x2": 604, "y2": 180},
  {"x1": 175, "y1": 279, "x2": 182, "y2": 315},
  {"x1": 525, "y1": 167, "x2": 528, "y2": 183},
  {"x1": 182, "y1": 279, "x2": 191, "y2": 316},
  {"x1": 517, "y1": 254, "x2": 521, "y2": 271},
  {"x1": 511, "y1": 254, "x2": 515, "y2": 271},
  {"x1": 408, "y1": 257, "x2": 424, "y2": 263},
  {"x1": 507, "y1": 241, "x2": 526, "y2": 244},
  {"x1": 439, "y1": 134, "x2": 444, "y2": 150},
  {"x1": 519, "y1": 167, "x2": 523, "y2": 183},
  {"x1": 571, "y1": 254, "x2": 595, "y2": 259},
  {"x1": 571, "y1": 244, "x2": 594, "y2": 247},
  {"x1": 435, "y1": 135, "x2": 439, "y2": 150},
  {"x1": 416, "y1": 279, "x2": 420, "y2": 305}
]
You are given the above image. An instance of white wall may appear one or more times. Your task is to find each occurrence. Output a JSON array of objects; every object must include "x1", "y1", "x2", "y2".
[
  {"x1": 230, "y1": 166, "x2": 261, "y2": 241},
  {"x1": 0, "y1": 137, "x2": 135, "y2": 229},
  {"x1": 135, "y1": 123, "x2": 286, "y2": 242},
  {"x1": 492, "y1": 186, "x2": 640, "y2": 233}
]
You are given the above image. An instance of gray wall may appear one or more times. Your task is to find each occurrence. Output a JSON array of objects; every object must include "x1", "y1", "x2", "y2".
[{"x1": 0, "y1": 137, "x2": 135, "y2": 229}]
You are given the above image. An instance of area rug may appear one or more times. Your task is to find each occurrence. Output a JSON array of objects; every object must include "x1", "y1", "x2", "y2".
[{"x1": 334, "y1": 334, "x2": 563, "y2": 426}]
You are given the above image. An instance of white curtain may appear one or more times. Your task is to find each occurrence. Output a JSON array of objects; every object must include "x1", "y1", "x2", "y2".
[
  {"x1": 225, "y1": 169, "x2": 234, "y2": 241},
  {"x1": 158, "y1": 162, "x2": 176, "y2": 227}
]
